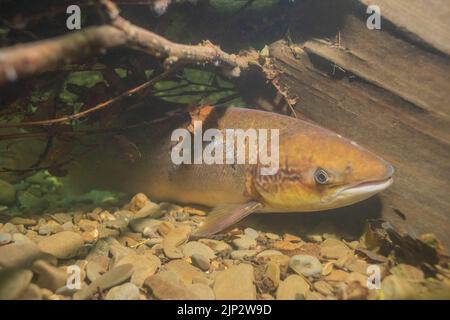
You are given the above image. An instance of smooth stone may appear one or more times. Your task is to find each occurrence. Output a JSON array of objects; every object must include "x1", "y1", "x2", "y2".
[
  {"x1": 126, "y1": 193, "x2": 151, "y2": 212},
  {"x1": 289, "y1": 255, "x2": 323, "y2": 277},
  {"x1": 9, "y1": 217, "x2": 36, "y2": 226},
  {"x1": 263, "y1": 262, "x2": 280, "y2": 289},
  {"x1": 182, "y1": 241, "x2": 216, "y2": 260},
  {"x1": 86, "y1": 238, "x2": 111, "y2": 259},
  {"x1": 86, "y1": 260, "x2": 107, "y2": 282},
  {"x1": 313, "y1": 281, "x2": 334, "y2": 296},
  {"x1": 0, "y1": 242, "x2": 44, "y2": 268},
  {"x1": 145, "y1": 271, "x2": 201, "y2": 300},
  {"x1": 115, "y1": 253, "x2": 161, "y2": 287},
  {"x1": 73, "y1": 264, "x2": 134, "y2": 300},
  {"x1": 198, "y1": 239, "x2": 231, "y2": 253},
  {"x1": 187, "y1": 283, "x2": 215, "y2": 300},
  {"x1": 38, "y1": 221, "x2": 64, "y2": 235},
  {"x1": 320, "y1": 239, "x2": 351, "y2": 259},
  {"x1": 129, "y1": 218, "x2": 161, "y2": 234},
  {"x1": 0, "y1": 179, "x2": 16, "y2": 204},
  {"x1": 256, "y1": 250, "x2": 283, "y2": 259},
  {"x1": 276, "y1": 275, "x2": 310, "y2": 300},
  {"x1": 244, "y1": 228, "x2": 259, "y2": 239},
  {"x1": 12, "y1": 233, "x2": 34, "y2": 244},
  {"x1": 165, "y1": 259, "x2": 205, "y2": 285},
  {"x1": 232, "y1": 235, "x2": 256, "y2": 250},
  {"x1": 32, "y1": 259, "x2": 67, "y2": 291},
  {"x1": 162, "y1": 226, "x2": 191, "y2": 259},
  {"x1": 213, "y1": 264, "x2": 256, "y2": 300},
  {"x1": 0, "y1": 268, "x2": 33, "y2": 299},
  {"x1": 230, "y1": 250, "x2": 258, "y2": 260},
  {"x1": 105, "y1": 283, "x2": 140, "y2": 300},
  {"x1": 135, "y1": 202, "x2": 163, "y2": 219},
  {"x1": 0, "y1": 232, "x2": 12, "y2": 245},
  {"x1": 18, "y1": 283, "x2": 43, "y2": 300},
  {"x1": 0, "y1": 222, "x2": 18, "y2": 233},
  {"x1": 38, "y1": 231, "x2": 84, "y2": 259},
  {"x1": 191, "y1": 254, "x2": 210, "y2": 271}
]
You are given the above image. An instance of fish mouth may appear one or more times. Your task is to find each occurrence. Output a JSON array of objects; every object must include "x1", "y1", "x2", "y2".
[{"x1": 322, "y1": 177, "x2": 394, "y2": 205}]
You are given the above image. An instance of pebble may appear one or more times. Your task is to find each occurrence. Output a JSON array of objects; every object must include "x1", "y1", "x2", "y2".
[
  {"x1": 263, "y1": 262, "x2": 280, "y2": 289},
  {"x1": 162, "y1": 225, "x2": 191, "y2": 259},
  {"x1": 187, "y1": 283, "x2": 215, "y2": 300},
  {"x1": 182, "y1": 241, "x2": 216, "y2": 260},
  {"x1": 0, "y1": 222, "x2": 19, "y2": 233},
  {"x1": 73, "y1": 264, "x2": 134, "y2": 300},
  {"x1": 86, "y1": 260, "x2": 107, "y2": 282},
  {"x1": 232, "y1": 235, "x2": 256, "y2": 250},
  {"x1": 38, "y1": 231, "x2": 84, "y2": 259},
  {"x1": 38, "y1": 221, "x2": 64, "y2": 235},
  {"x1": 276, "y1": 275, "x2": 310, "y2": 300},
  {"x1": 9, "y1": 217, "x2": 37, "y2": 226},
  {"x1": 265, "y1": 233, "x2": 280, "y2": 240},
  {"x1": 244, "y1": 228, "x2": 259, "y2": 239},
  {"x1": 32, "y1": 259, "x2": 67, "y2": 291},
  {"x1": 313, "y1": 280, "x2": 334, "y2": 296},
  {"x1": 18, "y1": 283, "x2": 43, "y2": 300},
  {"x1": 230, "y1": 250, "x2": 258, "y2": 260},
  {"x1": 126, "y1": 193, "x2": 151, "y2": 212},
  {"x1": 0, "y1": 242, "x2": 44, "y2": 268},
  {"x1": 289, "y1": 255, "x2": 323, "y2": 277},
  {"x1": 165, "y1": 259, "x2": 206, "y2": 285},
  {"x1": 129, "y1": 218, "x2": 161, "y2": 234},
  {"x1": 256, "y1": 250, "x2": 283, "y2": 259},
  {"x1": 0, "y1": 179, "x2": 16, "y2": 204},
  {"x1": 0, "y1": 268, "x2": 33, "y2": 300},
  {"x1": 198, "y1": 239, "x2": 231, "y2": 253},
  {"x1": 191, "y1": 254, "x2": 210, "y2": 271},
  {"x1": 115, "y1": 253, "x2": 161, "y2": 287},
  {"x1": 213, "y1": 264, "x2": 256, "y2": 300},
  {"x1": 320, "y1": 238, "x2": 351, "y2": 259},
  {"x1": 105, "y1": 283, "x2": 140, "y2": 300},
  {"x1": 145, "y1": 271, "x2": 202, "y2": 300},
  {"x1": 0, "y1": 232, "x2": 12, "y2": 245}
]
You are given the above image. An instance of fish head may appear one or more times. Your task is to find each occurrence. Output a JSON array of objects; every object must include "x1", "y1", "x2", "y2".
[{"x1": 253, "y1": 123, "x2": 394, "y2": 211}]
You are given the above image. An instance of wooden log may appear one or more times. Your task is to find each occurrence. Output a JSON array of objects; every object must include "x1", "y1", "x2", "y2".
[{"x1": 270, "y1": 13, "x2": 450, "y2": 252}]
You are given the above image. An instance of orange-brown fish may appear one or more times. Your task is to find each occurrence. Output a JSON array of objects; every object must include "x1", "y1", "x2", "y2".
[{"x1": 68, "y1": 106, "x2": 394, "y2": 236}]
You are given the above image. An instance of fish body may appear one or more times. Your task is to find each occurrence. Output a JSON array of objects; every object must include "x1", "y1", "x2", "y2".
[{"x1": 68, "y1": 106, "x2": 394, "y2": 235}]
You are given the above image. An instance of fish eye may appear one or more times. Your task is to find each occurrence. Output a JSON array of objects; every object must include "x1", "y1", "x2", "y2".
[{"x1": 314, "y1": 168, "x2": 329, "y2": 185}]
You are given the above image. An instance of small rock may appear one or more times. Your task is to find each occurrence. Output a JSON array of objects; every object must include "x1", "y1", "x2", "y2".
[
  {"x1": 0, "y1": 242, "x2": 45, "y2": 268},
  {"x1": 273, "y1": 240, "x2": 302, "y2": 252},
  {"x1": 32, "y1": 259, "x2": 67, "y2": 291},
  {"x1": 157, "y1": 221, "x2": 175, "y2": 236},
  {"x1": 126, "y1": 193, "x2": 151, "y2": 212},
  {"x1": 106, "y1": 283, "x2": 140, "y2": 300},
  {"x1": 18, "y1": 283, "x2": 43, "y2": 300},
  {"x1": 276, "y1": 275, "x2": 310, "y2": 300},
  {"x1": 78, "y1": 219, "x2": 99, "y2": 232},
  {"x1": 263, "y1": 262, "x2": 280, "y2": 289},
  {"x1": 320, "y1": 239, "x2": 351, "y2": 259},
  {"x1": 0, "y1": 268, "x2": 33, "y2": 299},
  {"x1": 129, "y1": 218, "x2": 161, "y2": 234},
  {"x1": 256, "y1": 250, "x2": 283, "y2": 259},
  {"x1": 324, "y1": 269, "x2": 349, "y2": 282},
  {"x1": 162, "y1": 225, "x2": 191, "y2": 259},
  {"x1": 145, "y1": 271, "x2": 201, "y2": 300},
  {"x1": 289, "y1": 255, "x2": 322, "y2": 277},
  {"x1": 86, "y1": 260, "x2": 107, "y2": 282},
  {"x1": 0, "y1": 179, "x2": 16, "y2": 204},
  {"x1": 38, "y1": 231, "x2": 84, "y2": 259},
  {"x1": 62, "y1": 221, "x2": 74, "y2": 231},
  {"x1": 115, "y1": 253, "x2": 161, "y2": 287},
  {"x1": 232, "y1": 235, "x2": 256, "y2": 250},
  {"x1": 182, "y1": 241, "x2": 216, "y2": 260},
  {"x1": 313, "y1": 281, "x2": 334, "y2": 296},
  {"x1": 230, "y1": 250, "x2": 258, "y2": 260},
  {"x1": 198, "y1": 239, "x2": 231, "y2": 253},
  {"x1": 165, "y1": 259, "x2": 206, "y2": 285},
  {"x1": 73, "y1": 264, "x2": 134, "y2": 300},
  {"x1": 265, "y1": 233, "x2": 280, "y2": 240},
  {"x1": 244, "y1": 228, "x2": 259, "y2": 239},
  {"x1": 0, "y1": 222, "x2": 19, "y2": 233},
  {"x1": 0, "y1": 232, "x2": 12, "y2": 245},
  {"x1": 187, "y1": 283, "x2": 215, "y2": 300},
  {"x1": 283, "y1": 233, "x2": 302, "y2": 243},
  {"x1": 213, "y1": 264, "x2": 256, "y2": 300},
  {"x1": 191, "y1": 254, "x2": 210, "y2": 271},
  {"x1": 9, "y1": 217, "x2": 36, "y2": 226}
]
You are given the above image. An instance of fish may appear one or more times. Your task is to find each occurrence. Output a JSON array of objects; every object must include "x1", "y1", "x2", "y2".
[{"x1": 67, "y1": 105, "x2": 394, "y2": 237}]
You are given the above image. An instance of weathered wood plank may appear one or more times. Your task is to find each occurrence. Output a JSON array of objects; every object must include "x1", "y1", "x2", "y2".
[
  {"x1": 358, "y1": 0, "x2": 450, "y2": 56},
  {"x1": 270, "y1": 14, "x2": 450, "y2": 251}
]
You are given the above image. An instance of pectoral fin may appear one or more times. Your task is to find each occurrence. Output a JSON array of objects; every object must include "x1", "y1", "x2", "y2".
[{"x1": 191, "y1": 201, "x2": 263, "y2": 238}]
